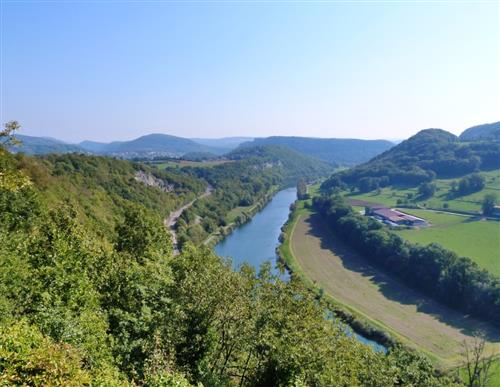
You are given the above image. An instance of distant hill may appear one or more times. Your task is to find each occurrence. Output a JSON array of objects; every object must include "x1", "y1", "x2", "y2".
[
  {"x1": 323, "y1": 128, "x2": 500, "y2": 190},
  {"x1": 9, "y1": 134, "x2": 84, "y2": 155},
  {"x1": 78, "y1": 140, "x2": 110, "y2": 153},
  {"x1": 228, "y1": 144, "x2": 334, "y2": 185},
  {"x1": 238, "y1": 136, "x2": 393, "y2": 166},
  {"x1": 190, "y1": 137, "x2": 253, "y2": 152},
  {"x1": 81, "y1": 133, "x2": 226, "y2": 158},
  {"x1": 459, "y1": 121, "x2": 500, "y2": 141}
]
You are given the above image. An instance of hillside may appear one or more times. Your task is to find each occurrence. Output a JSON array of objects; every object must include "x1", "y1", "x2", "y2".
[
  {"x1": 228, "y1": 144, "x2": 334, "y2": 184},
  {"x1": 13, "y1": 153, "x2": 205, "y2": 236},
  {"x1": 238, "y1": 136, "x2": 393, "y2": 166},
  {"x1": 460, "y1": 121, "x2": 500, "y2": 141},
  {"x1": 324, "y1": 128, "x2": 500, "y2": 190},
  {"x1": 9, "y1": 134, "x2": 85, "y2": 155}
]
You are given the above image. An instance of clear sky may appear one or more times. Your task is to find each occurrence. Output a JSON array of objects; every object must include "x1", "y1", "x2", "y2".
[{"x1": 1, "y1": 1, "x2": 499, "y2": 143}]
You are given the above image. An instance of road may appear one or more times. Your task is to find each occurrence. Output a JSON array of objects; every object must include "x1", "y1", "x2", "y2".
[{"x1": 165, "y1": 185, "x2": 213, "y2": 254}]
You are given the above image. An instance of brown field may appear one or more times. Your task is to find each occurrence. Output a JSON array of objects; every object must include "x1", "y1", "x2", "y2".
[{"x1": 289, "y1": 210, "x2": 500, "y2": 367}]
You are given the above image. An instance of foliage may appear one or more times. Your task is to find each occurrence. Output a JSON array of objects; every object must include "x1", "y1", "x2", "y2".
[
  {"x1": 457, "y1": 174, "x2": 486, "y2": 195},
  {"x1": 419, "y1": 181, "x2": 437, "y2": 198},
  {"x1": 297, "y1": 178, "x2": 308, "y2": 200},
  {"x1": 482, "y1": 194, "x2": 497, "y2": 216}
]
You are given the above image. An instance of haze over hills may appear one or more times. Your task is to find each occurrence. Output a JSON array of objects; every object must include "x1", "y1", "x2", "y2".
[{"x1": 238, "y1": 136, "x2": 394, "y2": 166}]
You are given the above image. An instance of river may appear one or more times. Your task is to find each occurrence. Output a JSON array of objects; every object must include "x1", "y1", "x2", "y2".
[{"x1": 215, "y1": 187, "x2": 387, "y2": 353}]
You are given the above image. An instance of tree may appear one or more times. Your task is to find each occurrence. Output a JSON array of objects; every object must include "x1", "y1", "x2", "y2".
[
  {"x1": 418, "y1": 182, "x2": 437, "y2": 198},
  {"x1": 461, "y1": 333, "x2": 497, "y2": 387},
  {"x1": 0, "y1": 121, "x2": 21, "y2": 147},
  {"x1": 482, "y1": 193, "x2": 497, "y2": 216},
  {"x1": 297, "y1": 179, "x2": 308, "y2": 200},
  {"x1": 458, "y1": 174, "x2": 485, "y2": 195}
]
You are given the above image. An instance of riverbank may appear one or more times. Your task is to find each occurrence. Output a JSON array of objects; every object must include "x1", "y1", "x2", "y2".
[
  {"x1": 204, "y1": 185, "x2": 281, "y2": 247},
  {"x1": 277, "y1": 199, "x2": 500, "y2": 369},
  {"x1": 277, "y1": 200, "x2": 396, "y2": 351}
]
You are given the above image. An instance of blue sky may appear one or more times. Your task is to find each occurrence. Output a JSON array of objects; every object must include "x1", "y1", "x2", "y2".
[{"x1": 1, "y1": 1, "x2": 499, "y2": 142}]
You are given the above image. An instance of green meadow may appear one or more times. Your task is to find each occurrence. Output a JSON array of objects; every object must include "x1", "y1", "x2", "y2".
[
  {"x1": 341, "y1": 170, "x2": 500, "y2": 276},
  {"x1": 395, "y1": 209, "x2": 500, "y2": 276},
  {"x1": 346, "y1": 169, "x2": 500, "y2": 214}
]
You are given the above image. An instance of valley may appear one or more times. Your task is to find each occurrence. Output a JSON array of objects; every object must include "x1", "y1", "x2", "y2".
[{"x1": 2, "y1": 121, "x2": 499, "y2": 386}]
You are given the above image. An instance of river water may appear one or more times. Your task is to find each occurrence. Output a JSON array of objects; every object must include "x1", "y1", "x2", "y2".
[{"x1": 215, "y1": 187, "x2": 387, "y2": 353}]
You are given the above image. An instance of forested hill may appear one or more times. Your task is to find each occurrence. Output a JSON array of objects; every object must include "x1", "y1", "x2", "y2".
[
  {"x1": 238, "y1": 136, "x2": 393, "y2": 166},
  {"x1": 10, "y1": 134, "x2": 85, "y2": 154},
  {"x1": 9, "y1": 153, "x2": 206, "y2": 237},
  {"x1": 80, "y1": 133, "x2": 227, "y2": 157},
  {"x1": 324, "y1": 128, "x2": 500, "y2": 189},
  {"x1": 459, "y1": 121, "x2": 500, "y2": 141},
  {"x1": 0, "y1": 127, "x2": 459, "y2": 385},
  {"x1": 228, "y1": 144, "x2": 334, "y2": 183}
]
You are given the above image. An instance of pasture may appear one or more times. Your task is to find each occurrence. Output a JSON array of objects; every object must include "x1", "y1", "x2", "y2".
[
  {"x1": 345, "y1": 169, "x2": 500, "y2": 214},
  {"x1": 285, "y1": 207, "x2": 500, "y2": 368},
  {"x1": 395, "y1": 209, "x2": 500, "y2": 276},
  {"x1": 153, "y1": 159, "x2": 232, "y2": 169}
]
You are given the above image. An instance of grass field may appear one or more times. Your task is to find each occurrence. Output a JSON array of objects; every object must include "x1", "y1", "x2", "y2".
[
  {"x1": 153, "y1": 159, "x2": 233, "y2": 169},
  {"x1": 346, "y1": 169, "x2": 500, "y2": 214},
  {"x1": 283, "y1": 206, "x2": 500, "y2": 368},
  {"x1": 394, "y1": 209, "x2": 500, "y2": 276},
  {"x1": 489, "y1": 359, "x2": 500, "y2": 386},
  {"x1": 457, "y1": 358, "x2": 500, "y2": 387}
]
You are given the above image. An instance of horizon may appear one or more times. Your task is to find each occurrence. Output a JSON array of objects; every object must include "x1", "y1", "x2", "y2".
[{"x1": 2, "y1": 2, "x2": 499, "y2": 142}]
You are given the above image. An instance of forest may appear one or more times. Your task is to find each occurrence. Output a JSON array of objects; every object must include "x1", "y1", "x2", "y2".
[{"x1": 0, "y1": 127, "x2": 461, "y2": 386}]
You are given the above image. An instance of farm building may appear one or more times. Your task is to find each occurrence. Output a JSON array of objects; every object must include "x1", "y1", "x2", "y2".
[{"x1": 367, "y1": 207, "x2": 428, "y2": 227}]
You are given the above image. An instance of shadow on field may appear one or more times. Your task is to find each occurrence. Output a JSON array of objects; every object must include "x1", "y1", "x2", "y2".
[{"x1": 304, "y1": 212, "x2": 500, "y2": 342}]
